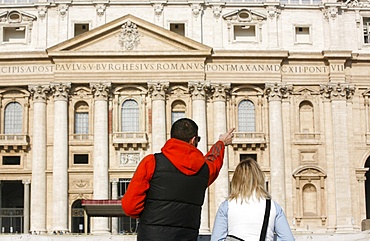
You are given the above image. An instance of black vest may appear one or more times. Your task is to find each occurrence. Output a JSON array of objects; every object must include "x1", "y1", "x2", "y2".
[{"x1": 137, "y1": 153, "x2": 209, "y2": 241}]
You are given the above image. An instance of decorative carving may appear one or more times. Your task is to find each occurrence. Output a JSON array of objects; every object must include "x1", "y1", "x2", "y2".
[
  {"x1": 153, "y1": 3, "x2": 164, "y2": 16},
  {"x1": 119, "y1": 21, "x2": 140, "y2": 51},
  {"x1": 210, "y1": 83, "x2": 231, "y2": 101},
  {"x1": 29, "y1": 85, "x2": 50, "y2": 102},
  {"x1": 265, "y1": 83, "x2": 292, "y2": 101},
  {"x1": 345, "y1": 0, "x2": 370, "y2": 7},
  {"x1": 120, "y1": 153, "x2": 140, "y2": 165},
  {"x1": 191, "y1": 4, "x2": 203, "y2": 18},
  {"x1": 320, "y1": 83, "x2": 355, "y2": 100},
  {"x1": 37, "y1": 6, "x2": 47, "y2": 20},
  {"x1": 74, "y1": 179, "x2": 88, "y2": 188},
  {"x1": 189, "y1": 81, "x2": 210, "y2": 100},
  {"x1": 148, "y1": 82, "x2": 169, "y2": 100},
  {"x1": 212, "y1": 5, "x2": 223, "y2": 19},
  {"x1": 0, "y1": 10, "x2": 37, "y2": 23},
  {"x1": 90, "y1": 82, "x2": 111, "y2": 100},
  {"x1": 51, "y1": 83, "x2": 71, "y2": 101},
  {"x1": 95, "y1": 4, "x2": 106, "y2": 17},
  {"x1": 267, "y1": 6, "x2": 281, "y2": 19},
  {"x1": 323, "y1": 6, "x2": 338, "y2": 21},
  {"x1": 58, "y1": 4, "x2": 69, "y2": 18}
]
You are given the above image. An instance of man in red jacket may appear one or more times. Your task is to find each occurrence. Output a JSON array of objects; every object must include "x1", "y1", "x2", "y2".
[{"x1": 121, "y1": 118, "x2": 234, "y2": 241}]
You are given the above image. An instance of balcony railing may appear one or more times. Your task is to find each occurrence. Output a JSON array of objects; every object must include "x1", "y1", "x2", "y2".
[
  {"x1": 294, "y1": 132, "x2": 321, "y2": 145},
  {"x1": 0, "y1": 134, "x2": 29, "y2": 151},
  {"x1": 232, "y1": 132, "x2": 266, "y2": 150},
  {"x1": 69, "y1": 134, "x2": 94, "y2": 145},
  {"x1": 113, "y1": 132, "x2": 148, "y2": 150}
]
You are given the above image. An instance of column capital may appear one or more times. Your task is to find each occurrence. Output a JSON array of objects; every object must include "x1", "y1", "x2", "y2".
[
  {"x1": 189, "y1": 81, "x2": 210, "y2": 100},
  {"x1": 51, "y1": 83, "x2": 71, "y2": 101},
  {"x1": 29, "y1": 85, "x2": 50, "y2": 102},
  {"x1": 320, "y1": 83, "x2": 355, "y2": 100},
  {"x1": 265, "y1": 83, "x2": 292, "y2": 101},
  {"x1": 110, "y1": 178, "x2": 119, "y2": 184},
  {"x1": 210, "y1": 83, "x2": 231, "y2": 102},
  {"x1": 90, "y1": 82, "x2": 111, "y2": 100},
  {"x1": 22, "y1": 179, "x2": 31, "y2": 185},
  {"x1": 148, "y1": 81, "x2": 169, "y2": 100}
]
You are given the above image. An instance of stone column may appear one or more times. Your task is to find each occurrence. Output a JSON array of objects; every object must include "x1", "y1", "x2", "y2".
[
  {"x1": 111, "y1": 179, "x2": 118, "y2": 234},
  {"x1": 23, "y1": 180, "x2": 30, "y2": 234},
  {"x1": 148, "y1": 82, "x2": 168, "y2": 153},
  {"x1": 29, "y1": 85, "x2": 50, "y2": 234},
  {"x1": 264, "y1": 83, "x2": 291, "y2": 208},
  {"x1": 90, "y1": 82, "x2": 111, "y2": 234},
  {"x1": 321, "y1": 83, "x2": 356, "y2": 233},
  {"x1": 51, "y1": 83, "x2": 70, "y2": 233},
  {"x1": 189, "y1": 81, "x2": 210, "y2": 233},
  {"x1": 320, "y1": 90, "x2": 336, "y2": 232},
  {"x1": 210, "y1": 83, "x2": 230, "y2": 211}
]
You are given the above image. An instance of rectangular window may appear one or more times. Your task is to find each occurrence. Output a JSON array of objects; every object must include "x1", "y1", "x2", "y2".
[
  {"x1": 73, "y1": 154, "x2": 89, "y2": 164},
  {"x1": 239, "y1": 153, "x2": 257, "y2": 162},
  {"x1": 170, "y1": 23, "x2": 185, "y2": 36},
  {"x1": 74, "y1": 23, "x2": 89, "y2": 37},
  {"x1": 3, "y1": 26, "x2": 26, "y2": 43},
  {"x1": 3, "y1": 156, "x2": 20, "y2": 165},
  {"x1": 295, "y1": 26, "x2": 311, "y2": 44},
  {"x1": 118, "y1": 179, "x2": 138, "y2": 234},
  {"x1": 364, "y1": 18, "x2": 370, "y2": 44},
  {"x1": 234, "y1": 25, "x2": 256, "y2": 42}
]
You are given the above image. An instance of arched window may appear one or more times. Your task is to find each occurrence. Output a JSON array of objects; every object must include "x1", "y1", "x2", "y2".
[
  {"x1": 74, "y1": 102, "x2": 89, "y2": 134},
  {"x1": 122, "y1": 100, "x2": 139, "y2": 132},
  {"x1": 238, "y1": 100, "x2": 255, "y2": 132},
  {"x1": 303, "y1": 184, "x2": 317, "y2": 216},
  {"x1": 299, "y1": 101, "x2": 314, "y2": 133},
  {"x1": 171, "y1": 100, "x2": 186, "y2": 124},
  {"x1": 4, "y1": 102, "x2": 22, "y2": 134}
]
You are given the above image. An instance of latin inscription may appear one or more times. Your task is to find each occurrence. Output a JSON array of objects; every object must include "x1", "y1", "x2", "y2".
[{"x1": 0, "y1": 63, "x2": 344, "y2": 75}]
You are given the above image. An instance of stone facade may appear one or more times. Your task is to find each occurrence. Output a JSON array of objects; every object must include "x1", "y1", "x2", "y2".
[{"x1": 0, "y1": 0, "x2": 370, "y2": 237}]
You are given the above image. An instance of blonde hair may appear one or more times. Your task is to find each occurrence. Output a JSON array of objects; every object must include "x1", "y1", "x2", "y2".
[{"x1": 229, "y1": 157, "x2": 270, "y2": 203}]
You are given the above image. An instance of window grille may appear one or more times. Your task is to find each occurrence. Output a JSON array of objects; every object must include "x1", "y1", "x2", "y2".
[
  {"x1": 238, "y1": 100, "x2": 255, "y2": 132},
  {"x1": 4, "y1": 102, "x2": 22, "y2": 134},
  {"x1": 121, "y1": 100, "x2": 139, "y2": 132}
]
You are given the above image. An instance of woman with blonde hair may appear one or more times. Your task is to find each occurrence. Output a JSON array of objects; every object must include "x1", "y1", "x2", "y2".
[{"x1": 211, "y1": 158, "x2": 295, "y2": 241}]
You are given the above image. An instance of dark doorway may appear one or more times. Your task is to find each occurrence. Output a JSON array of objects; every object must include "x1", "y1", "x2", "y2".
[
  {"x1": 365, "y1": 157, "x2": 370, "y2": 219},
  {"x1": 0, "y1": 180, "x2": 24, "y2": 233},
  {"x1": 71, "y1": 200, "x2": 89, "y2": 234}
]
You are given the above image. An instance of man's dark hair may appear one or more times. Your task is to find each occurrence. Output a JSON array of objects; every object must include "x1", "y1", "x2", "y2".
[{"x1": 170, "y1": 118, "x2": 198, "y2": 143}]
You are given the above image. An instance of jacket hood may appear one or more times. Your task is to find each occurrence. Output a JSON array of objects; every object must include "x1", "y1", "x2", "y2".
[{"x1": 161, "y1": 138, "x2": 205, "y2": 175}]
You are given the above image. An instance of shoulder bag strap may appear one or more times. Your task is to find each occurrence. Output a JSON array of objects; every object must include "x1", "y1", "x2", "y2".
[{"x1": 259, "y1": 199, "x2": 271, "y2": 241}]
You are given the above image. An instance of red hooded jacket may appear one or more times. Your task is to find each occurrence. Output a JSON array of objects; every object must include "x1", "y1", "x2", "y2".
[{"x1": 121, "y1": 138, "x2": 225, "y2": 218}]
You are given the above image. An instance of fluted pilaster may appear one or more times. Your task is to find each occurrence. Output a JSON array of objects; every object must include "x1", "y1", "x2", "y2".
[
  {"x1": 265, "y1": 83, "x2": 292, "y2": 208},
  {"x1": 321, "y1": 83, "x2": 356, "y2": 233}
]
